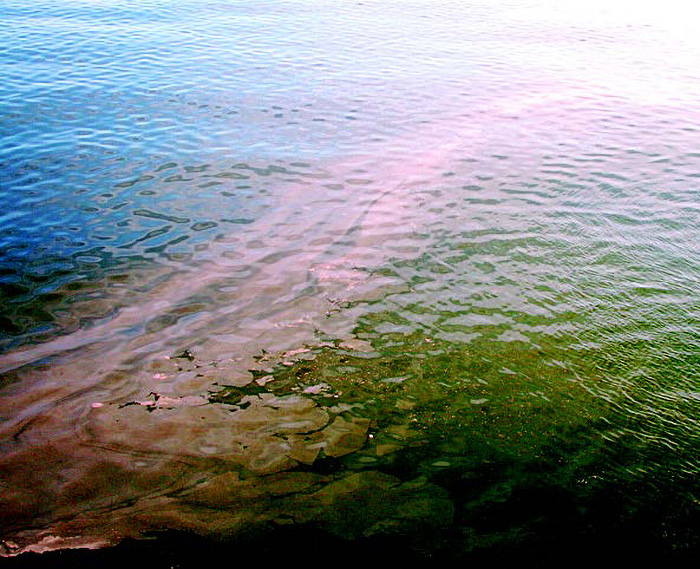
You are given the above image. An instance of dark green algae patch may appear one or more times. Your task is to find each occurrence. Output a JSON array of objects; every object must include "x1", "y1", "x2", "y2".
[{"x1": 5, "y1": 331, "x2": 700, "y2": 564}]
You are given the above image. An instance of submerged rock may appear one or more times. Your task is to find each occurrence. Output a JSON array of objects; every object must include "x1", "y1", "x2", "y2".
[
  {"x1": 318, "y1": 416, "x2": 371, "y2": 458},
  {"x1": 87, "y1": 393, "x2": 334, "y2": 475},
  {"x1": 281, "y1": 471, "x2": 454, "y2": 539}
]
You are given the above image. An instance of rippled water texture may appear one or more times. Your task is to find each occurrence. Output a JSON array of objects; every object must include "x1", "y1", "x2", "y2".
[{"x1": 3, "y1": 0, "x2": 700, "y2": 560}]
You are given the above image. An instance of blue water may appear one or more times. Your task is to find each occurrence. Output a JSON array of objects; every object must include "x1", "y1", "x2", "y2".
[{"x1": 2, "y1": 0, "x2": 502, "y2": 344}]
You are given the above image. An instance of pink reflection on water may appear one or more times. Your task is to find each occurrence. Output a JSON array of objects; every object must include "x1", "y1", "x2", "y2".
[{"x1": 0, "y1": 83, "x2": 591, "y2": 554}]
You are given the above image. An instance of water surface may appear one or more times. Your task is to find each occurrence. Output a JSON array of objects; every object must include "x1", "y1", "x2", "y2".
[{"x1": 3, "y1": 0, "x2": 700, "y2": 560}]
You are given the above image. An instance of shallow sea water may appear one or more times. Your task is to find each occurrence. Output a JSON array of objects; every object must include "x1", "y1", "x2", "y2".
[{"x1": 3, "y1": 0, "x2": 700, "y2": 562}]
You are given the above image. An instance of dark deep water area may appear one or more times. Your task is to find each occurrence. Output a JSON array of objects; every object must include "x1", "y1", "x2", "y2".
[{"x1": 4, "y1": 0, "x2": 700, "y2": 564}]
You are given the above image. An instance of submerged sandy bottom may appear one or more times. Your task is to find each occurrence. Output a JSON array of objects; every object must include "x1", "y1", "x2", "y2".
[
  {"x1": 0, "y1": 142, "x2": 470, "y2": 555},
  {"x1": 0, "y1": 124, "x2": 597, "y2": 557}
]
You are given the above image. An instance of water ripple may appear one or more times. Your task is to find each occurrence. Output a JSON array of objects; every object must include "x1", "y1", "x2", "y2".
[{"x1": 4, "y1": 0, "x2": 700, "y2": 556}]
